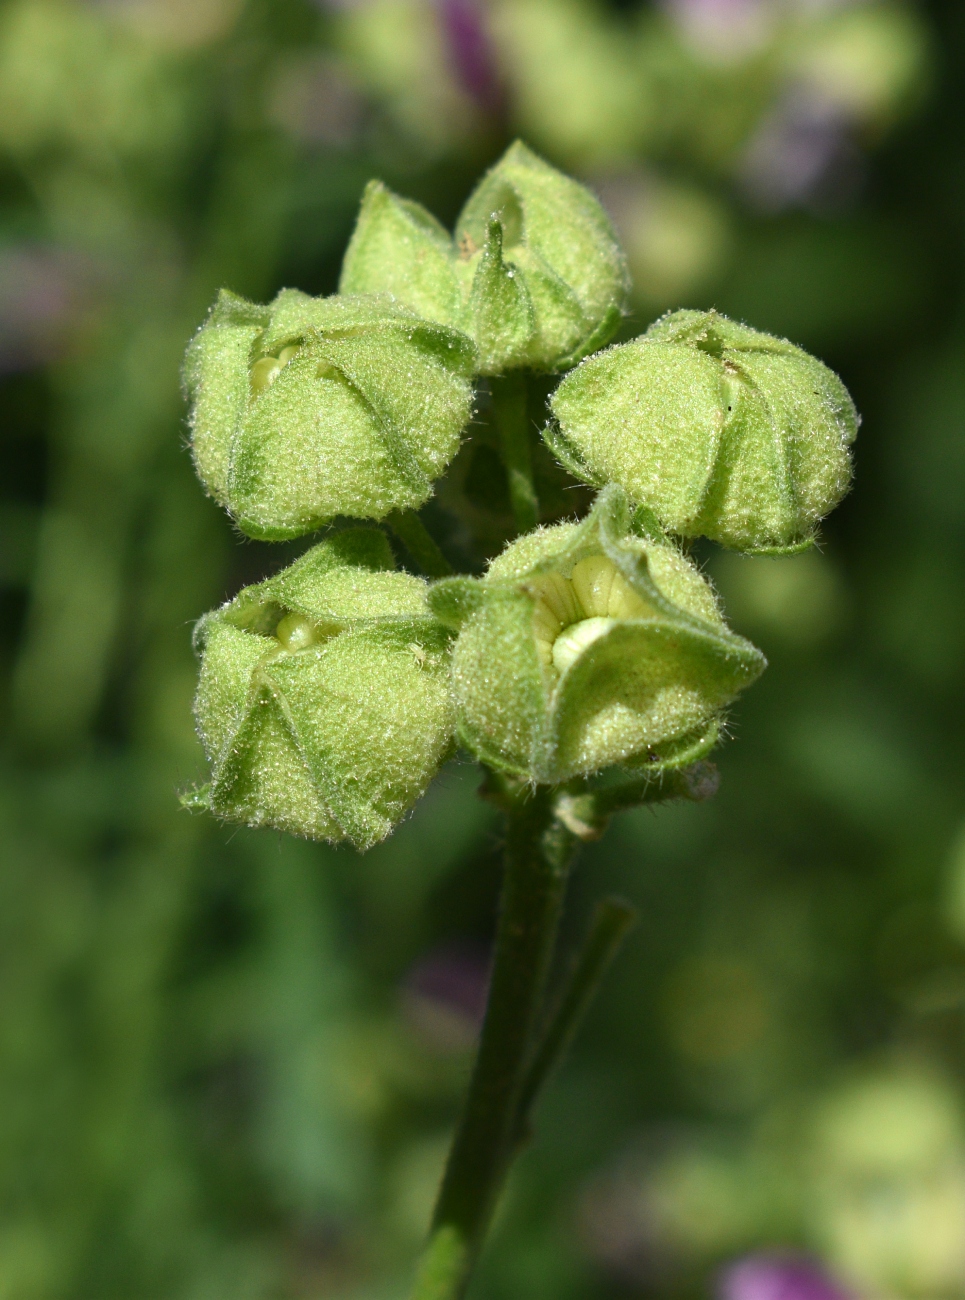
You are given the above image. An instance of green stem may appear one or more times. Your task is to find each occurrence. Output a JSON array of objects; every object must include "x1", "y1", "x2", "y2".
[
  {"x1": 514, "y1": 896, "x2": 637, "y2": 1143},
  {"x1": 411, "y1": 784, "x2": 577, "y2": 1300},
  {"x1": 387, "y1": 511, "x2": 454, "y2": 578},
  {"x1": 490, "y1": 373, "x2": 539, "y2": 532}
]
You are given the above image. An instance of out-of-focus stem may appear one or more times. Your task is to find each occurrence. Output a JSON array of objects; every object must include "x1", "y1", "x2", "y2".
[{"x1": 514, "y1": 896, "x2": 637, "y2": 1142}]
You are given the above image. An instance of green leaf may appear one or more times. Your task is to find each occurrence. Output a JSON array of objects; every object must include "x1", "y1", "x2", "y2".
[
  {"x1": 548, "y1": 616, "x2": 761, "y2": 781},
  {"x1": 183, "y1": 292, "x2": 269, "y2": 505},
  {"x1": 457, "y1": 141, "x2": 629, "y2": 370},
  {"x1": 427, "y1": 576, "x2": 489, "y2": 630},
  {"x1": 450, "y1": 588, "x2": 549, "y2": 778},
  {"x1": 550, "y1": 338, "x2": 725, "y2": 535}
]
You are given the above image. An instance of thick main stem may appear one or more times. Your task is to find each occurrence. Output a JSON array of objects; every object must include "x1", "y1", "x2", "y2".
[
  {"x1": 411, "y1": 786, "x2": 576, "y2": 1300},
  {"x1": 490, "y1": 373, "x2": 539, "y2": 533}
]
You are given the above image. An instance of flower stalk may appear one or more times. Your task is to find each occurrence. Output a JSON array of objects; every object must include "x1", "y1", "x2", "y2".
[
  {"x1": 387, "y1": 510, "x2": 455, "y2": 578},
  {"x1": 412, "y1": 780, "x2": 578, "y2": 1300},
  {"x1": 490, "y1": 373, "x2": 539, "y2": 532}
]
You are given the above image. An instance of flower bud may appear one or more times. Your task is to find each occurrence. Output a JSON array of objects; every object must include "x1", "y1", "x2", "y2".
[
  {"x1": 339, "y1": 140, "x2": 629, "y2": 374},
  {"x1": 186, "y1": 529, "x2": 455, "y2": 851},
  {"x1": 184, "y1": 288, "x2": 476, "y2": 540},
  {"x1": 337, "y1": 180, "x2": 465, "y2": 331},
  {"x1": 429, "y1": 486, "x2": 765, "y2": 784},
  {"x1": 547, "y1": 309, "x2": 859, "y2": 554}
]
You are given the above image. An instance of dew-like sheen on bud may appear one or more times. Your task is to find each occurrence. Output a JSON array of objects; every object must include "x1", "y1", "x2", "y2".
[
  {"x1": 339, "y1": 140, "x2": 629, "y2": 374},
  {"x1": 547, "y1": 309, "x2": 859, "y2": 554},
  {"x1": 428, "y1": 485, "x2": 765, "y2": 783},
  {"x1": 184, "y1": 529, "x2": 455, "y2": 850},
  {"x1": 184, "y1": 289, "x2": 477, "y2": 540}
]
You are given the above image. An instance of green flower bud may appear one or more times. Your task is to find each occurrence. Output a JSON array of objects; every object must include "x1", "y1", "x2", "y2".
[
  {"x1": 547, "y1": 309, "x2": 859, "y2": 554},
  {"x1": 340, "y1": 140, "x2": 629, "y2": 375},
  {"x1": 429, "y1": 486, "x2": 765, "y2": 784},
  {"x1": 186, "y1": 529, "x2": 455, "y2": 851},
  {"x1": 184, "y1": 288, "x2": 476, "y2": 540}
]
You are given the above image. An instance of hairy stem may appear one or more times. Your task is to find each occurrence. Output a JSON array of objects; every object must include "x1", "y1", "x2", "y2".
[
  {"x1": 491, "y1": 373, "x2": 539, "y2": 532},
  {"x1": 411, "y1": 784, "x2": 577, "y2": 1300},
  {"x1": 555, "y1": 761, "x2": 720, "y2": 841}
]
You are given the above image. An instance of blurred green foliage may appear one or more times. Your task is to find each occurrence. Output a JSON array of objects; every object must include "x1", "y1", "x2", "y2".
[{"x1": 1, "y1": 0, "x2": 964, "y2": 1297}]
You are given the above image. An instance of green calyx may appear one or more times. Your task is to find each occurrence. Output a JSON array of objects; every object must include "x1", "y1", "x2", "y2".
[
  {"x1": 546, "y1": 308, "x2": 859, "y2": 554},
  {"x1": 185, "y1": 529, "x2": 455, "y2": 851},
  {"x1": 339, "y1": 140, "x2": 629, "y2": 375},
  {"x1": 184, "y1": 288, "x2": 477, "y2": 540},
  {"x1": 429, "y1": 485, "x2": 766, "y2": 784}
]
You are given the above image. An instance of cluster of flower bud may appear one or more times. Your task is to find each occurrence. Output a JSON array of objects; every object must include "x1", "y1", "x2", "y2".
[
  {"x1": 183, "y1": 143, "x2": 859, "y2": 849},
  {"x1": 186, "y1": 493, "x2": 764, "y2": 842}
]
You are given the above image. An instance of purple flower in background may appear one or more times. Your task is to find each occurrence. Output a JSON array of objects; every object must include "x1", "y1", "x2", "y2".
[
  {"x1": 739, "y1": 90, "x2": 863, "y2": 211},
  {"x1": 436, "y1": 0, "x2": 504, "y2": 116},
  {"x1": 719, "y1": 1255, "x2": 856, "y2": 1300},
  {"x1": 269, "y1": 54, "x2": 366, "y2": 149},
  {"x1": 402, "y1": 941, "x2": 490, "y2": 1051},
  {"x1": 661, "y1": 0, "x2": 777, "y2": 60},
  {"x1": 0, "y1": 246, "x2": 95, "y2": 374}
]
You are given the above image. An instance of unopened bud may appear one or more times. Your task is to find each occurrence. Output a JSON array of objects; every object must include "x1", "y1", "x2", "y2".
[
  {"x1": 340, "y1": 140, "x2": 629, "y2": 374},
  {"x1": 184, "y1": 289, "x2": 476, "y2": 539},
  {"x1": 429, "y1": 485, "x2": 765, "y2": 783},
  {"x1": 547, "y1": 309, "x2": 859, "y2": 554},
  {"x1": 186, "y1": 529, "x2": 455, "y2": 850}
]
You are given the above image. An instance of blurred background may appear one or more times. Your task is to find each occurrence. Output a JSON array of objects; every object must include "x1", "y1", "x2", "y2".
[{"x1": 1, "y1": 0, "x2": 964, "y2": 1297}]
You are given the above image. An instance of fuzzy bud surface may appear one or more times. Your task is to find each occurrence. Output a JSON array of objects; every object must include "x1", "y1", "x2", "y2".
[
  {"x1": 339, "y1": 140, "x2": 629, "y2": 374},
  {"x1": 547, "y1": 309, "x2": 859, "y2": 554},
  {"x1": 429, "y1": 486, "x2": 765, "y2": 783},
  {"x1": 186, "y1": 530, "x2": 454, "y2": 850},
  {"x1": 184, "y1": 289, "x2": 476, "y2": 539}
]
